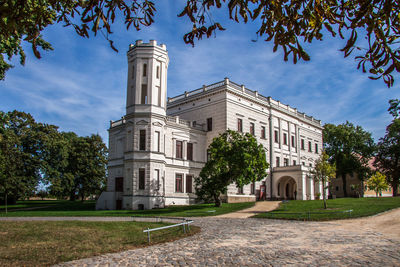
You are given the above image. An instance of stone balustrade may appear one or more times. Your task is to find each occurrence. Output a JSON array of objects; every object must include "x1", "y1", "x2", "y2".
[{"x1": 167, "y1": 78, "x2": 321, "y2": 126}]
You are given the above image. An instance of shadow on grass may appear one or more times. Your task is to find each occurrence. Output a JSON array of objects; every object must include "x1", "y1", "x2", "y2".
[{"x1": 1, "y1": 200, "x2": 253, "y2": 217}]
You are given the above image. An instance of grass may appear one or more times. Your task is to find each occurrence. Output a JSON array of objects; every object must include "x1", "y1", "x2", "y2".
[
  {"x1": 0, "y1": 220, "x2": 200, "y2": 267},
  {"x1": 0, "y1": 200, "x2": 255, "y2": 217},
  {"x1": 254, "y1": 197, "x2": 400, "y2": 221}
]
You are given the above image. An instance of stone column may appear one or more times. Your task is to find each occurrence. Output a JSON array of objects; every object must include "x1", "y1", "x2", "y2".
[
  {"x1": 172, "y1": 138, "x2": 176, "y2": 159},
  {"x1": 288, "y1": 122, "x2": 292, "y2": 163},
  {"x1": 149, "y1": 57, "x2": 155, "y2": 105},
  {"x1": 309, "y1": 176, "x2": 315, "y2": 200},
  {"x1": 297, "y1": 127, "x2": 301, "y2": 162},
  {"x1": 268, "y1": 115, "x2": 274, "y2": 199},
  {"x1": 278, "y1": 118, "x2": 282, "y2": 150},
  {"x1": 183, "y1": 140, "x2": 187, "y2": 160},
  {"x1": 300, "y1": 173, "x2": 307, "y2": 200}
]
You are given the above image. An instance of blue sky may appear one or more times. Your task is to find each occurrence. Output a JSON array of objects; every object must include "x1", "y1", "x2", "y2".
[{"x1": 1, "y1": 1, "x2": 399, "y2": 145}]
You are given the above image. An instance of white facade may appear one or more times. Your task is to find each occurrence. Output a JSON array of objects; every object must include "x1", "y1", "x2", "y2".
[{"x1": 96, "y1": 40, "x2": 324, "y2": 210}]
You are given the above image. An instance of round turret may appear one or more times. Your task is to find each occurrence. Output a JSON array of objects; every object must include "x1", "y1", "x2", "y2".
[{"x1": 126, "y1": 40, "x2": 169, "y2": 116}]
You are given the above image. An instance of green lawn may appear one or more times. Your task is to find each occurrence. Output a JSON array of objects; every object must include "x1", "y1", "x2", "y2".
[
  {"x1": 0, "y1": 200, "x2": 255, "y2": 217},
  {"x1": 254, "y1": 197, "x2": 400, "y2": 221},
  {"x1": 0, "y1": 221, "x2": 200, "y2": 267}
]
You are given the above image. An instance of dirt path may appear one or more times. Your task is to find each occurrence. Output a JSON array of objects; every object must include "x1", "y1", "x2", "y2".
[{"x1": 216, "y1": 201, "x2": 281, "y2": 218}]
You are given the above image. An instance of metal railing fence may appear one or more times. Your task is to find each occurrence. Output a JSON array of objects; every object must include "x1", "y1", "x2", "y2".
[{"x1": 143, "y1": 219, "x2": 194, "y2": 244}]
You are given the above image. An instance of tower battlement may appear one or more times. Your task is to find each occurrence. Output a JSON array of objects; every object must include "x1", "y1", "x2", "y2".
[{"x1": 129, "y1": 40, "x2": 167, "y2": 51}]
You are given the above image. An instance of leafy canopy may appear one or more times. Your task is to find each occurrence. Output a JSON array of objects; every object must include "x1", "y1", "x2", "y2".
[
  {"x1": 388, "y1": 99, "x2": 400, "y2": 119},
  {"x1": 0, "y1": 110, "x2": 108, "y2": 203},
  {"x1": 366, "y1": 171, "x2": 389, "y2": 197},
  {"x1": 1, "y1": 0, "x2": 399, "y2": 87},
  {"x1": 195, "y1": 130, "x2": 269, "y2": 206},
  {"x1": 45, "y1": 132, "x2": 108, "y2": 201},
  {"x1": 0, "y1": 110, "x2": 59, "y2": 202},
  {"x1": 179, "y1": 0, "x2": 400, "y2": 87},
  {"x1": 311, "y1": 151, "x2": 336, "y2": 209},
  {"x1": 311, "y1": 151, "x2": 336, "y2": 183},
  {"x1": 323, "y1": 121, "x2": 375, "y2": 197},
  {"x1": 374, "y1": 99, "x2": 400, "y2": 196},
  {"x1": 0, "y1": 0, "x2": 155, "y2": 80}
]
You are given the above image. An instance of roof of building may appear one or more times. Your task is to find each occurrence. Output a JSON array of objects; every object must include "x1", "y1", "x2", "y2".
[{"x1": 167, "y1": 78, "x2": 322, "y2": 127}]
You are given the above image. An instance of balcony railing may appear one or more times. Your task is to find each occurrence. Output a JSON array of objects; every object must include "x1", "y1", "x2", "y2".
[{"x1": 166, "y1": 116, "x2": 204, "y2": 130}]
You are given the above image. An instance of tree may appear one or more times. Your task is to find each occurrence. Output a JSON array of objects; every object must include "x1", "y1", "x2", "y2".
[
  {"x1": 1, "y1": 0, "x2": 155, "y2": 80},
  {"x1": 366, "y1": 171, "x2": 389, "y2": 197},
  {"x1": 311, "y1": 152, "x2": 336, "y2": 209},
  {"x1": 44, "y1": 132, "x2": 78, "y2": 200},
  {"x1": 195, "y1": 130, "x2": 269, "y2": 207},
  {"x1": 0, "y1": 110, "x2": 55, "y2": 207},
  {"x1": 179, "y1": 0, "x2": 400, "y2": 87},
  {"x1": 46, "y1": 132, "x2": 107, "y2": 201},
  {"x1": 0, "y1": 110, "x2": 107, "y2": 206},
  {"x1": 74, "y1": 134, "x2": 108, "y2": 201},
  {"x1": 375, "y1": 99, "x2": 400, "y2": 196},
  {"x1": 1, "y1": 1, "x2": 399, "y2": 87},
  {"x1": 388, "y1": 99, "x2": 400, "y2": 119},
  {"x1": 350, "y1": 183, "x2": 363, "y2": 198},
  {"x1": 37, "y1": 189, "x2": 49, "y2": 200},
  {"x1": 323, "y1": 121, "x2": 375, "y2": 197},
  {"x1": 41, "y1": 131, "x2": 72, "y2": 199}
]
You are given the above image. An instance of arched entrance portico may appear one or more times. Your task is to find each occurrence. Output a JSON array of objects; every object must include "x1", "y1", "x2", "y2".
[
  {"x1": 276, "y1": 176, "x2": 297, "y2": 200},
  {"x1": 272, "y1": 165, "x2": 316, "y2": 200}
]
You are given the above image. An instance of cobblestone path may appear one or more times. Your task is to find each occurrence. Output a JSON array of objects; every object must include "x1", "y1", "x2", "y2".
[{"x1": 57, "y1": 213, "x2": 400, "y2": 266}]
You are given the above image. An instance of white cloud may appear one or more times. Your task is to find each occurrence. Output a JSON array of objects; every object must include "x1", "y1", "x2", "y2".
[{"x1": 0, "y1": 56, "x2": 125, "y2": 143}]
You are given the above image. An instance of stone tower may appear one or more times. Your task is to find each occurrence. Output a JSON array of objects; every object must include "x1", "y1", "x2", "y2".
[
  {"x1": 121, "y1": 40, "x2": 169, "y2": 210},
  {"x1": 96, "y1": 40, "x2": 170, "y2": 210}
]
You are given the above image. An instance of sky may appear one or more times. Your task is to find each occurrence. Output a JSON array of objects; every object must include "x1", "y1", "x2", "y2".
[{"x1": 1, "y1": 1, "x2": 399, "y2": 145}]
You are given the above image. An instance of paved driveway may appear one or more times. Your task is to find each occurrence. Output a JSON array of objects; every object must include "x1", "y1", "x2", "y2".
[{"x1": 56, "y1": 209, "x2": 400, "y2": 266}]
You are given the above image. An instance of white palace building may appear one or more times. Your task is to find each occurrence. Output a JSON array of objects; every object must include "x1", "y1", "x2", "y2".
[{"x1": 96, "y1": 40, "x2": 324, "y2": 210}]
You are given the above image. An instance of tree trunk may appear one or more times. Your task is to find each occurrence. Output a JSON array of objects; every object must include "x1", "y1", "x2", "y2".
[
  {"x1": 7, "y1": 196, "x2": 17, "y2": 205},
  {"x1": 214, "y1": 194, "x2": 221, "y2": 207},
  {"x1": 69, "y1": 192, "x2": 76, "y2": 201},
  {"x1": 341, "y1": 172, "x2": 348, "y2": 197},
  {"x1": 323, "y1": 180, "x2": 327, "y2": 209},
  {"x1": 392, "y1": 179, "x2": 399, "y2": 197},
  {"x1": 5, "y1": 192, "x2": 7, "y2": 214}
]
